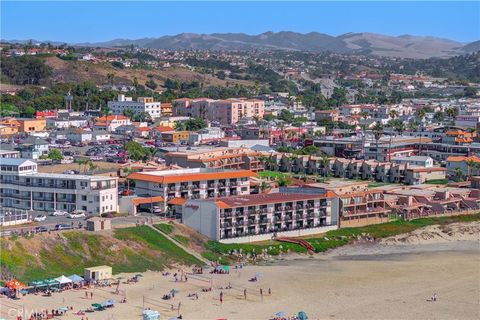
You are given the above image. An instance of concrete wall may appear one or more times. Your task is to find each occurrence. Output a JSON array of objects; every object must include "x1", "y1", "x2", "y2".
[
  {"x1": 182, "y1": 200, "x2": 218, "y2": 239},
  {"x1": 219, "y1": 225, "x2": 338, "y2": 244}
]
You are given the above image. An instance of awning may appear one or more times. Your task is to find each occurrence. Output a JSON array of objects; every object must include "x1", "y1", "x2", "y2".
[
  {"x1": 44, "y1": 279, "x2": 60, "y2": 287},
  {"x1": 132, "y1": 196, "x2": 164, "y2": 206},
  {"x1": 29, "y1": 280, "x2": 47, "y2": 287}
]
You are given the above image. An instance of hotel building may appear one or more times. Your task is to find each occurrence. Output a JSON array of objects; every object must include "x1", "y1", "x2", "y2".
[
  {"x1": 128, "y1": 168, "x2": 256, "y2": 212},
  {"x1": 182, "y1": 189, "x2": 338, "y2": 243},
  {"x1": 0, "y1": 159, "x2": 118, "y2": 214}
]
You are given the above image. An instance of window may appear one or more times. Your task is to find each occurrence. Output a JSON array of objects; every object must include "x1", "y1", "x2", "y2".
[{"x1": 81, "y1": 195, "x2": 87, "y2": 201}]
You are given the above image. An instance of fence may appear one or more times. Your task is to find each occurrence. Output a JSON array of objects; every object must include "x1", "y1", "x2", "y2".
[{"x1": 0, "y1": 208, "x2": 30, "y2": 227}]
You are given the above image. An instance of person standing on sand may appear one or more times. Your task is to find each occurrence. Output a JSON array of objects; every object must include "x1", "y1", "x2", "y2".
[
  {"x1": 260, "y1": 288, "x2": 263, "y2": 302},
  {"x1": 85, "y1": 291, "x2": 88, "y2": 299},
  {"x1": 220, "y1": 291, "x2": 223, "y2": 305},
  {"x1": 244, "y1": 289, "x2": 247, "y2": 300},
  {"x1": 268, "y1": 288, "x2": 271, "y2": 295}
]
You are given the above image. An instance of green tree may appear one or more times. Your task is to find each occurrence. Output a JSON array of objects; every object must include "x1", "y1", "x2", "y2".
[
  {"x1": 0, "y1": 103, "x2": 19, "y2": 116},
  {"x1": 125, "y1": 141, "x2": 146, "y2": 161},
  {"x1": 372, "y1": 123, "x2": 384, "y2": 161},
  {"x1": 277, "y1": 109, "x2": 294, "y2": 123},
  {"x1": 145, "y1": 79, "x2": 158, "y2": 90},
  {"x1": 433, "y1": 111, "x2": 444, "y2": 122},
  {"x1": 47, "y1": 148, "x2": 63, "y2": 161},
  {"x1": 183, "y1": 117, "x2": 207, "y2": 131}
]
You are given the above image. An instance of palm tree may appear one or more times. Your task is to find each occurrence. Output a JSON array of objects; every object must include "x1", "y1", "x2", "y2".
[
  {"x1": 372, "y1": 123, "x2": 384, "y2": 161},
  {"x1": 388, "y1": 109, "x2": 399, "y2": 119},
  {"x1": 446, "y1": 107, "x2": 458, "y2": 121},
  {"x1": 319, "y1": 155, "x2": 330, "y2": 177},
  {"x1": 416, "y1": 108, "x2": 426, "y2": 122}
]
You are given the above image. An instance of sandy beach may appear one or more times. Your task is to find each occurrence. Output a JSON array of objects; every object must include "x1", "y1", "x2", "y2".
[{"x1": 3, "y1": 222, "x2": 479, "y2": 320}]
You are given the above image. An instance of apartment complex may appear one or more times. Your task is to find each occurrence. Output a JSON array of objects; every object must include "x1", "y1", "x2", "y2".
[
  {"x1": 128, "y1": 168, "x2": 256, "y2": 212},
  {"x1": 164, "y1": 147, "x2": 264, "y2": 171},
  {"x1": 263, "y1": 154, "x2": 446, "y2": 185},
  {"x1": 0, "y1": 118, "x2": 46, "y2": 133},
  {"x1": 108, "y1": 95, "x2": 162, "y2": 119},
  {"x1": 0, "y1": 159, "x2": 118, "y2": 214},
  {"x1": 173, "y1": 98, "x2": 265, "y2": 125},
  {"x1": 183, "y1": 190, "x2": 337, "y2": 242}
]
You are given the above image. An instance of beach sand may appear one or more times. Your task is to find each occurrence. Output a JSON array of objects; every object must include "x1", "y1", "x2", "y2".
[{"x1": 3, "y1": 224, "x2": 479, "y2": 320}]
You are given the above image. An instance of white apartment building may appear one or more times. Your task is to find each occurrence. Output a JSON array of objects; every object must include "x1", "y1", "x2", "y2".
[
  {"x1": 391, "y1": 156, "x2": 434, "y2": 168},
  {"x1": 128, "y1": 168, "x2": 256, "y2": 213},
  {"x1": 108, "y1": 94, "x2": 162, "y2": 119},
  {"x1": 0, "y1": 159, "x2": 118, "y2": 214}
]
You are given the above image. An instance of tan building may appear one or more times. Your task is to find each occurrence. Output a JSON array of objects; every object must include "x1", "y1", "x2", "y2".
[
  {"x1": 84, "y1": 265, "x2": 112, "y2": 282},
  {"x1": 165, "y1": 147, "x2": 263, "y2": 171},
  {"x1": 173, "y1": 98, "x2": 265, "y2": 125},
  {"x1": 0, "y1": 124, "x2": 18, "y2": 136},
  {"x1": 161, "y1": 131, "x2": 190, "y2": 144},
  {"x1": 4, "y1": 118, "x2": 47, "y2": 133},
  {"x1": 86, "y1": 217, "x2": 112, "y2": 231}
]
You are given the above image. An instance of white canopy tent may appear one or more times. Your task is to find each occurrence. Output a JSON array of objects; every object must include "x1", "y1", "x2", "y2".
[{"x1": 54, "y1": 275, "x2": 73, "y2": 285}]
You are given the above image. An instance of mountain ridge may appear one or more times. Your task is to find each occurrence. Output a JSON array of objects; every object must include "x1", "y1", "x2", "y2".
[{"x1": 3, "y1": 31, "x2": 478, "y2": 59}]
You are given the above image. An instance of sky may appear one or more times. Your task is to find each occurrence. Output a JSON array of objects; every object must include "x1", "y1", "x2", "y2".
[{"x1": 1, "y1": 1, "x2": 479, "y2": 43}]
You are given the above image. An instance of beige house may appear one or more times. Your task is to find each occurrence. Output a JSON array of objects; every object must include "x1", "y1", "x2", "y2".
[{"x1": 84, "y1": 265, "x2": 112, "y2": 282}]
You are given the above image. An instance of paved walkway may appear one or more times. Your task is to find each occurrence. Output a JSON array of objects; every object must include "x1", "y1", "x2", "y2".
[{"x1": 147, "y1": 224, "x2": 211, "y2": 265}]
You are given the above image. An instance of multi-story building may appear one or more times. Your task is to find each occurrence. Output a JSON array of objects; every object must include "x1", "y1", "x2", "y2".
[
  {"x1": 182, "y1": 190, "x2": 338, "y2": 242},
  {"x1": 0, "y1": 159, "x2": 118, "y2": 214},
  {"x1": 0, "y1": 150, "x2": 20, "y2": 159},
  {"x1": 164, "y1": 147, "x2": 264, "y2": 171},
  {"x1": 128, "y1": 168, "x2": 256, "y2": 213},
  {"x1": 188, "y1": 127, "x2": 225, "y2": 145},
  {"x1": 391, "y1": 156, "x2": 434, "y2": 168},
  {"x1": 108, "y1": 94, "x2": 162, "y2": 119},
  {"x1": 0, "y1": 118, "x2": 46, "y2": 133},
  {"x1": 335, "y1": 190, "x2": 391, "y2": 226},
  {"x1": 93, "y1": 115, "x2": 132, "y2": 132},
  {"x1": 160, "y1": 131, "x2": 190, "y2": 144},
  {"x1": 172, "y1": 98, "x2": 265, "y2": 125}
]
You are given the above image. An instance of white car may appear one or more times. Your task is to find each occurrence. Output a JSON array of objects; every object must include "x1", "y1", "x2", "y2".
[
  {"x1": 51, "y1": 210, "x2": 68, "y2": 216},
  {"x1": 69, "y1": 211, "x2": 86, "y2": 219},
  {"x1": 34, "y1": 215, "x2": 47, "y2": 222}
]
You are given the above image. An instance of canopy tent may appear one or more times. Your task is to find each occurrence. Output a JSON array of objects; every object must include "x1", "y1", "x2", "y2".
[
  {"x1": 5, "y1": 279, "x2": 25, "y2": 290},
  {"x1": 55, "y1": 275, "x2": 73, "y2": 285},
  {"x1": 102, "y1": 299, "x2": 115, "y2": 307},
  {"x1": 67, "y1": 274, "x2": 84, "y2": 283},
  {"x1": 44, "y1": 279, "x2": 60, "y2": 287}
]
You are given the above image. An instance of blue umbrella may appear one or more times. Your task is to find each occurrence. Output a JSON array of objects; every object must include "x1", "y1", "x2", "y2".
[{"x1": 275, "y1": 311, "x2": 286, "y2": 317}]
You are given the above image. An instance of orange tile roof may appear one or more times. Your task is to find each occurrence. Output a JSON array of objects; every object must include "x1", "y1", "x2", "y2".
[
  {"x1": 455, "y1": 137, "x2": 473, "y2": 143},
  {"x1": 132, "y1": 196, "x2": 165, "y2": 206},
  {"x1": 137, "y1": 127, "x2": 151, "y2": 132},
  {"x1": 215, "y1": 201, "x2": 231, "y2": 209},
  {"x1": 168, "y1": 197, "x2": 188, "y2": 205},
  {"x1": 446, "y1": 130, "x2": 467, "y2": 136},
  {"x1": 447, "y1": 156, "x2": 480, "y2": 163},
  {"x1": 128, "y1": 170, "x2": 257, "y2": 184},
  {"x1": 155, "y1": 126, "x2": 174, "y2": 132}
]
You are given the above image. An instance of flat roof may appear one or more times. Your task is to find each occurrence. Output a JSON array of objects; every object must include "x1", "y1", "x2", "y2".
[
  {"x1": 129, "y1": 169, "x2": 256, "y2": 184},
  {"x1": 213, "y1": 191, "x2": 336, "y2": 209}
]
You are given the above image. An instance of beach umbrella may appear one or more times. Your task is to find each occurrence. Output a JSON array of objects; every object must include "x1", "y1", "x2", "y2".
[
  {"x1": 275, "y1": 312, "x2": 286, "y2": 317},
  {"x1": 58, "y1": 307, "x2": 69, "y2": 312},
  {"x1": 222, "y1": 265, "x2": 230, "y2": 272},
  {"x1": 5, "y1": 279, "x2": 25, "y2": 290},
  {"x1": 298, "y1": 311, "x2": 308, "y2": 320}
]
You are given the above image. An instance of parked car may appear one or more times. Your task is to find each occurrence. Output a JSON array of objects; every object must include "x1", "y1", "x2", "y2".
[
  {"x1": 55, "y1": 224, "x2": 73, "y2": 231},
  {"x1": 35, "y1": 226, "x2": 49, "y2": 233},
  {"x1": 69, "y1": 211, "x2": 86, "y2": 219},
  {"x1": 34, "y1": 214, "x2": 47, "y2": 222},
  {"x1": 51, "y1": 210, "x2": 68, "y2": 216}
]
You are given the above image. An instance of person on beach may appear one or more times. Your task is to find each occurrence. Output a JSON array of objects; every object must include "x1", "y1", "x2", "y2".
[
  {"x1": 244, "y1": 289, "x2": 247, "y2": 300},
  {"x1": 178, "y1": 301, "x2": 181, "y2": 313},
  {"x1": 90, "y1": 292, "x2": 93, "y2": 299},
  {"x1": 260, "y1": 288, "x2": 263, "y2": 302},
  {"x1": 268, "y1": 288, "x2": 271, "y2": 295},
  {"x1": 85, "y1": 291, "x2": 88, "y2": 299},
  {"x1": 433, "y1": 293, "x2": 437, "y2": 302},
  {"x1": 220, "y1": 291, "x2": 223, "y2": 305}
]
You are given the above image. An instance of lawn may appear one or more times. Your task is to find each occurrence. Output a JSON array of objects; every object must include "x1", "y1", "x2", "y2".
[
  {"x1": 1, "y1": 226, "x2": 203, "y2": 282},
  {"x1": 258, "y1": 170, "x2": 291, "y2": 180},
  {"x1": 425, "y1": 179, "x2": 449, "y2": 185},
  {"x1": 155, "y1": 222, "x2": 174, "y2": 234}
]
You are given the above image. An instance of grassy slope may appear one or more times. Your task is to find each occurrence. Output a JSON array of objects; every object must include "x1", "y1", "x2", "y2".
[
  {"x1": 204, "y1": 213, "x2": 480, "y2": 262},
  {"x1": 1, "y1": 226, "x2": 202, "y2": 282}
]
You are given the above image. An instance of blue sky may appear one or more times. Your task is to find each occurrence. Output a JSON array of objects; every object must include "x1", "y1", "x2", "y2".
[{"x1": 1, "y1": 1, "x2": 479, "y2": 43}]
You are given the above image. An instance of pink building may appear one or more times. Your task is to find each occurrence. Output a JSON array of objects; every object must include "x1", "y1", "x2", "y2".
[{"x1": 173, "y1": 98, "x2": 265, "y2": 125}]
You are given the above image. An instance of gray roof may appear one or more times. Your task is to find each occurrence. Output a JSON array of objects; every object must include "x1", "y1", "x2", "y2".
[
  {"x1": 0, "y1": 158, "x2": 36, "y2": 166},
  {"x1": 392, "y1": 156, "x2": 432, "y2": 162}
]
